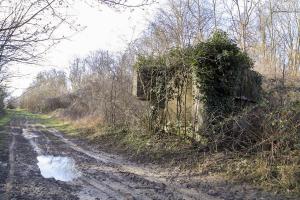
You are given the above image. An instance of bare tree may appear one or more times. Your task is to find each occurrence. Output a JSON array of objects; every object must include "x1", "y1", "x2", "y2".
[
  {"x1": 0, "y1": 0, "x2": 73, "y2": 67},
  {"x1": 223, "y1": 0, "x2": 260, "y2": 52}
]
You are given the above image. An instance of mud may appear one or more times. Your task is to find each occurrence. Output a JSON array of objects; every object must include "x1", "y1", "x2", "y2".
[
  {"x1": 0, "y1": 128, "x2": 10, "y2": 198},
  {"x1": 0, "y1": 114, "x2": 296, "y2": 200}
]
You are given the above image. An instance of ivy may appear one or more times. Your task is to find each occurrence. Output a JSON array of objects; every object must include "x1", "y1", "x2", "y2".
[
  {"x1": 193, "y1": 31, "x2": 262, "y2": 117},
  {"x1": 134, "y1": 48, "x2": 194, "y2": 131},
  {"x1": 134, "y1": 31, "x2": 262, "y2": 132},
  {"x1": 134, "y1": 48, "x2": 193, "y2": 107}
]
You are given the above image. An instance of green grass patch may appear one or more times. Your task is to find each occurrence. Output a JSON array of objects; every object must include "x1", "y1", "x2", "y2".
[
  {"x1": 0, "y1": 109, "x2": 15, "y2": 128},
  {"x1": 10, "y1": 109, "x2": 77, "y2": 134},
  {"x1": 38, "y1": 116, "x2": 76, "y2": 134}
]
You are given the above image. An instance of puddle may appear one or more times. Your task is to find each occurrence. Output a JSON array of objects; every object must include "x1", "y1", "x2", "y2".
[{"x1": 37, "y1": 155, "x2": 80, "y2": 182}]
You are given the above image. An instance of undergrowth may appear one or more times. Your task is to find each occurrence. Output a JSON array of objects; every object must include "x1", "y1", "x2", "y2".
[{"x1": 199, "y1": 101, "x2": 300, "y2": 196}]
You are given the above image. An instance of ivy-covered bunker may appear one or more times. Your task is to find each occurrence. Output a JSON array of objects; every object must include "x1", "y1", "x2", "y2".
[{"x1": 132, "y1": 31, "x2": 262, "y2": 136}]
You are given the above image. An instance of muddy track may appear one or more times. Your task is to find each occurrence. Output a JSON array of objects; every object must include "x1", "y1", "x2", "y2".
[
  {"x1": 0, "y1": 114, "x2": 294, "y2": 200},
  {"x1": 0, "y1": 115, "x2": 220, "y2": 200}
]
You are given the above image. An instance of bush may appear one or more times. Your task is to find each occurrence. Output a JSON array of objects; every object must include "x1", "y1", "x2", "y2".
[
  {"x1": 205, "y1": 101, "x2": 300, "y2": 152},
  {"x1": 193, "y1": 31, "x2": 262, "y2": 117},
  {"x1": 41, "y1": 97, "x2": 70, "y2": 113}
]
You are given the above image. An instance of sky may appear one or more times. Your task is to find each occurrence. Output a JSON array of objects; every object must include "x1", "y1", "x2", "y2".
[{"x1": 8, "y1": 0, "x2": 164, "y2": 97}]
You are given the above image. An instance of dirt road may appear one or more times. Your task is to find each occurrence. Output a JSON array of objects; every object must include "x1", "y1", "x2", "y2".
[
  {"x1": 0, "y1": 113, "x2": 293, "y2": 200},
  {"x1": 0, "y1": 114, "x2": 222, "y2": 200}
]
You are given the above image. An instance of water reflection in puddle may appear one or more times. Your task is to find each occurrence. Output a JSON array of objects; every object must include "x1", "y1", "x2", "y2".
[{"x1": 37, "y1": 155, "x2": 80, "y2": 182}]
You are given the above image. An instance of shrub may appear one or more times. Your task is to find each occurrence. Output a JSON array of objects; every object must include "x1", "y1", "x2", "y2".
[
  {"x1": 205, "y1": 101, "x2": 300, "y2": 152},
  {"x1": 193, "y1": 31, "x2": 262, "y2": 117}
]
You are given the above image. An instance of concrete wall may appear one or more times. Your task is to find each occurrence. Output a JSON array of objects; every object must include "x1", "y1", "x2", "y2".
[{"x1": 132, "y1": 68, "x2": 204, "y2": 130}]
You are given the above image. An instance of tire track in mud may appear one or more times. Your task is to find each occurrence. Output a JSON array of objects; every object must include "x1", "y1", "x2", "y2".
[
  {"x1": 5, "y1": 116, "x2": 219, "y2": 200},
  {"x1": 5, "y1": 126, "x2": 16, "y2": 198}
]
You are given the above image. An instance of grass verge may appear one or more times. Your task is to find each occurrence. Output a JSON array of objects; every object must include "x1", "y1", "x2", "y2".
[{"x1": 0, "y1": 110, "x2": 14, "y2": 127}]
